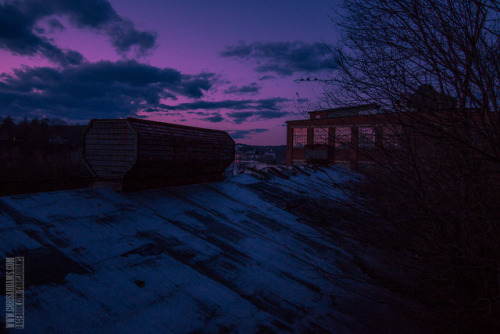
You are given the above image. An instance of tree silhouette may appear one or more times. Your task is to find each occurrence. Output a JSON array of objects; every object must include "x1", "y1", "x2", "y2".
[{"x1": 326, "y1": 0, "x2": 500, "y2": 332}]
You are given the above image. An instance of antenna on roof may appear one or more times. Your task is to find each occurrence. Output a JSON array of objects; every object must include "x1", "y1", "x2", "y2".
[{"x1": 294, "y1": 77, "x2": 333, "y2": 83}]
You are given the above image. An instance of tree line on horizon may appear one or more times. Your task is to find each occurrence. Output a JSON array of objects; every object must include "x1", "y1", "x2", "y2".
[{"x1": 0, "y1": 116, "x2": 91, "y2": 190}]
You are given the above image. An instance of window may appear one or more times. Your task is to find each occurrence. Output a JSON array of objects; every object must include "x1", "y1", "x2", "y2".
[
  {"x1": 383, "y1": 126, "x2": 401, "y2": 148},
  {"x1": 358, "y1": 126, "x2": 375, "y2": 148},
  {"x1": 293, "y1": 128, "x2": 307, "y2": 147},
  {"x1": 335, "y1": 127, "x2": 351, "y2": 148},
  {"x1": 314, "y1": 128, "x2": 328, "y2": 144}
]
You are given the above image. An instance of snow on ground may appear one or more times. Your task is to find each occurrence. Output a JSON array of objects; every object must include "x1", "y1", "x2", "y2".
[{"x1": 0, "y1": 165, "x2": 417, "y2": 333}]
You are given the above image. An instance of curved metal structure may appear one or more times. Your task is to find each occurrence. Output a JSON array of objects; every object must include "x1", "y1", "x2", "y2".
[{"x1": 83, "y1": 118, "x2": 235, "y2": 191}]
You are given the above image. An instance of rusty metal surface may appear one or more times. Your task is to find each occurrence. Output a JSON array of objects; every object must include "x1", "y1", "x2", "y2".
[{"x1": 82, "y1": 118, "x2": 235, "y2": 189}]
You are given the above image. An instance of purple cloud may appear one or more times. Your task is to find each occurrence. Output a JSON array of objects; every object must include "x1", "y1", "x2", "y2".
[{"x1": 221, "y1": 41, "x2": 334, "y2": 76}]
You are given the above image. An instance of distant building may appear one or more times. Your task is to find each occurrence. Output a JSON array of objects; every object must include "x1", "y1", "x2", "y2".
[
  {"x1": 286, "y1": 103, "x2": 395, "y2": 171},
  {"x1": 286, "y1": 84, "x2": 494, "y2": 172}
]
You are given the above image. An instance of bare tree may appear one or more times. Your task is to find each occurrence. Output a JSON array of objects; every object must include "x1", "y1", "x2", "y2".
[{"x1": 325, "y1": 0, "x2": 500, "y2": 332}]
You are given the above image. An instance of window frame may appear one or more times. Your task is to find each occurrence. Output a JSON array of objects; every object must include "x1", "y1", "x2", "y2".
[
  {"x1": 383, "y1": 126, "x2": 401, "y2": 149},
  {"x1": 358, "y1": 126, "x2": 375, "y2": 148},
  {"x1": 313, "y1": 128, "x2": 328, "y2": 145},
  {"x1": 335, "y1": 127, "x2": 351, "y2": 148},
  {"x1": 293, "y1": 128, "x2": 307, "y2": 147}
]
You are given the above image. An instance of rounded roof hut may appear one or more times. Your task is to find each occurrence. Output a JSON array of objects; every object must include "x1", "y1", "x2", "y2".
[{"x1": 83, "y1": 118, "x2": 235, "y2": 191}]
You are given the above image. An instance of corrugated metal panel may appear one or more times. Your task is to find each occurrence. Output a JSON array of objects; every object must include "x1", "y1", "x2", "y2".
[
  {"x1": 82, "y1": 119, "x2": 137, "y2": 181},
  {"x1": 82, "y1": 118, "x2": 235, "y2": 190},
  {"x1": 127, "y1": 118, "x2": 234, "y2": 181},
  {"x1": 1, "y1": 168, "x2": 413, "y2": 333}
]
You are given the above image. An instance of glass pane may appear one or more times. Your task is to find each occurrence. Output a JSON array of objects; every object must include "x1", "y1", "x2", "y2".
[
  {"x1": 383, "y1": 126, "x2": 400, "y2": 148},
  {"x1": 293, "y1": 128, "x2": 307, "y2": 147},
  {"x1": 314, "y1": 128, "x2": 328, "y2": 144},
  {"x1": 335, "y1": 127, "x2": 351, "y2": 148},
  {"x1": 358, "y1": 127, "x2": 375, "y2": 148}
]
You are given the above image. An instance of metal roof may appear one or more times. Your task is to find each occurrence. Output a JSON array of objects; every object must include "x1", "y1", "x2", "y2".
[{"x1": 0, "y1": 166, "x2": 422, "y2": 333}]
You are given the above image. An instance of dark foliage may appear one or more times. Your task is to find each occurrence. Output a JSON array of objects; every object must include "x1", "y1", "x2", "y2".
[
  {"x1": 0, "y1": 116, "x2": 92, "y2": 195},
  {"x1": 325, "y1": 0, "x2": 500, "y2": 332}
]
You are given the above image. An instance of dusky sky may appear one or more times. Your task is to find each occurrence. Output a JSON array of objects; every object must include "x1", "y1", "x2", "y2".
[{"x1": 0, "y1": 0, "x2": 341, "y2": 144}]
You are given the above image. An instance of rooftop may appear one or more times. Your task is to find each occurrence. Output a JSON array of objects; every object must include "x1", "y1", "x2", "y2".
[
  {"x1": 1, "y1": 166, "x2": 422, "y2": 333},
  {"x1": 308, "y1": 103, "x2": 381, "y2": 118}
]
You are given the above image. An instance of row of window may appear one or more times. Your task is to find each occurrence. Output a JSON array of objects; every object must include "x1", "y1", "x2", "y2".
[{"x1": 293, "y1": 126, "x2": 399, "y2": 148}]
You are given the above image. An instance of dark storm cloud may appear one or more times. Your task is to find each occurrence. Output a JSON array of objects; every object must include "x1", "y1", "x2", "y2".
[
  {"x1": 17, "y1": 0, "x2": 119, "y2": 27},
  {"x1": 174, "y1": 73, "x2": 215, "y2": 99},
  {"x1": 202, "y1": 113, "x2": 224, "y2": 123},
  {"x1": 0, "y1": 0, "x2": 157, "y2": 63},
  {"x1": 221, "y1": 41, "x2": 333, "y2": 76},
  {"x1": 227, "y1": 129, "x2": 268, "y2": 140},
  {"x1": 47, "y1": 19, "x2": 65, "y2": 32},
  {"x1": 0, "y1": 60, "x2": 215, "y2": 119},
  {"x1": 258, "y1": 75, "x2": 275, "y2": 81},
  {"x1": 0, "y1": 3, "x2": 84, "y2": 65},
  {"x1": 227, "y1": 110, "x2": 290, "y2": 124},
  {"x1": 187, "y1": 111, "x2": 210, "y2": 116},
  {"x1": 41, "y1": 0, "x2": 158, "y2": 57},
  {"x1": 159, "y1": 97, "x2": 290, "y2": 124},
  {"x1": 162, "y1": 97, "x2": 288, "y2": 111},
  {"x1": 224, "y1": 83, "x2": 260, "y2": 95},
  {"x1": 106, "y1": 19, "x2": 157, "y2": 57}
]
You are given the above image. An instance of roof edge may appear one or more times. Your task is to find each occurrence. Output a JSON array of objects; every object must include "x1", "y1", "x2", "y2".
[{"x1": 307, "y1": 103, "x2": 381, "y2": 114}]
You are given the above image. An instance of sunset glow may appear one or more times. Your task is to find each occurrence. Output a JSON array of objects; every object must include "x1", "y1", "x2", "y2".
[{"x1": 0, "y1": 0, "x2": 340, "y2": 144}]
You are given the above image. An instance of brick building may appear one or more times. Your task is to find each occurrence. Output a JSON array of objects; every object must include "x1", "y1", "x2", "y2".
[{"x1": 285, "y1": 104, "x2": 397, "y2": 171}]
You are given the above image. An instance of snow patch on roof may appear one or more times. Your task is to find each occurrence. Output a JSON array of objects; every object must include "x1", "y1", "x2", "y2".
[{"x1": 0, "y1": 165, "x2": 405, "y2": 333}]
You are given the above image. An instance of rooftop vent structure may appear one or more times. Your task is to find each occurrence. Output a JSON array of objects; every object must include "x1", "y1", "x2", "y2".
[{"x1": 83, "y1": 118, "x2": 235, "y2": 191}]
